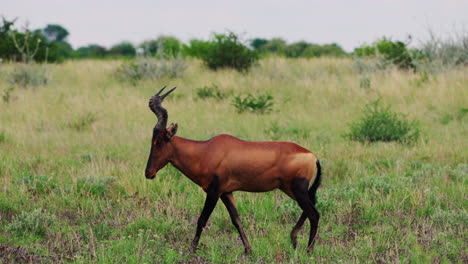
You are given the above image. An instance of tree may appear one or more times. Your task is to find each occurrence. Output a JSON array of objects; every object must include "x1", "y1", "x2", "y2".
[
  {"x1": 76, "y1": 44, "x2": 107, "y2": 58},
  {"x1": 250, "y1": 38, "x2": 268, "y2": 50},
  {"x1": 182, "y1": 39, "x2": 211, "y2": 58},
  {"x1": 285, "y1": 41, "x2": 310, "y2": 58},
  {"x1": 109, "y1": 41, "x2": 136, "y2": 57},
  {"x1": 41, "y1": 24, "x2": 69, "y2": 42},
  {"x1": 302, "y1": 43, "x2": 347, "y2": 58},
  {"x1": 139, "y1": 36, "x2": 181, "y2": 57},
  {"x1": 139, "y1": 39, "x2": 159, "y2": 56},
  {"x1": 200, "y1": 32, "x2": 258, "y2": 72},
  {"x1": 261, "y1": 38, "x2": 287, "y2": 54}
]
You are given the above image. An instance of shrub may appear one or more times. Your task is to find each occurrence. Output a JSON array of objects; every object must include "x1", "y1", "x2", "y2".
[
  {"x1": 8, "y1": 63, "x2": 48, "y2": 87},
  {"x1": 6, "y1": 208, "x2": 56, "y2": 237},
  {"x1": 75, "y1": 44, "x2": 107, "y2": 58},
  {"x1": 200, "y1": 32, "x2": 258, "y2": 72},
  {"x1": 109, "y1": 41, "x2": 136, "y2": 57},
  {"x1": 232, "y1": 93, "x2": 274, "y2": 114},
  {"x1": 182, "y1": 39, "x2": 211, "y2": 58},
  {"x1": 344, "y1": 99, "x2": 420, "y2": 143},
  {"x1": 419, "y1": 30, "x2": 468, "y2": 69},
  {"x1": 0, "y1": 18, "x2": 64, "y2": 63},
  {"x1": 256, "y1": 38, "x2": 287, "y2": 55},
  {"x1": 140, "y1": 36, "x2": 182, "y2": 57},
  {"x1": 354, "y1": 38, "x2": 423, "y2": 70},
  {"x1": 115, "y1": 56, "x2": 188, "y2": 84},
  {"x1": 195, "y1": 84, "x2": 227, "y2": 100}
]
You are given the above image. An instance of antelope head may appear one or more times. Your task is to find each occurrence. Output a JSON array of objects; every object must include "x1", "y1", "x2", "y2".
[{"x1": 145, "y1": 86, "x2": 178, "y2": 179}]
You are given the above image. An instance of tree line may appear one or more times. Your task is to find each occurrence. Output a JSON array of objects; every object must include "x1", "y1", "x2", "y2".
[{"x1": 0, "y1": 18, "x2": 347, "y2": 63}]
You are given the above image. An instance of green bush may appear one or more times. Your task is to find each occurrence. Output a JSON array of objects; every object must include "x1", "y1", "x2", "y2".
[
  {"x1": 0, "y1": 130, "x2": 6, "y2": 143},
  {"x1": 182, "y1": 39, "x2": 211, "y2": 58},
  {"x1": 195, "y1": 84, "x2": 227, "y2": 100},
  {"x1": 140, "y1": 36, "x2": 182, "y2": 57},
  {"x1": 200, "y1": 32, "x2": 258, "y2": 72},
  {"x1": 344, "y1": 99, "x2": 420, "y2": 143},
  {"x1": 6, "y1": 208, "x2": 56, "y2": 237},
  {"x1": 232, "y1": 93, "x2": 274, "y2": 114},
  {"x1": 115, "y1": 56, "x2": 188, "y2": 84},
  {"x1": 354, "y1": 38, "x2": 424, "y2": 70},
  {"x1": 75, "y1": 44, "x2": 108, "y2": 58},
  {"x1": 0, "y1": 18, "x2": 64, "y2": 63},
  {"x1": 109, "y1": 41, "x2": 136, "y2": 57}
]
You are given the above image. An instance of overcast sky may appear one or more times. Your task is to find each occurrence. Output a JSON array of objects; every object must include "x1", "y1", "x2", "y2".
[{"x1": 2, "y1": 0, "x2": 467, "y2": 51}]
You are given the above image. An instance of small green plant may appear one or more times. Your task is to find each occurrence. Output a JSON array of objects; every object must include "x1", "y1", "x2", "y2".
[
  {"x1": 344, "y1": 99, "x2": 420, "y2": 143},
  {"x1": 0, "y1": 130, "x2": 6, "y2": 143},
  {"x1": 8, "y1": 63, "x2": 48, "y2": 88},
  {"x1": 76, "y1": 176, "x2": 115, "y2": 197},
  {"x1": 232, "y1": 93, "x2": 274, "y2": 114},
  {"x1": 200, "y1": 32, "x2": 258, "y2": 72},
  {"x1": 263, "y1": 122, "x2": 309, "y2": 140},
  {"x1": 18, "y1": 174, "x2": 58, "y2": 195},
  {"x1": 115, "y1": 55, "x2": 188, "y2": 85},
  {"x1": 195, "y1": 84, "x2": 227, "y2": 100},
  {"x1": 0, "y1": 197, "x2": 17, "y2": 219},
  {"x1": 2, "y1": 86, "x2": 15, "y2": 103},
  {"x1": 68, "y1": 112, "x2": 97, "y2": 131},
  {"x1": 412, "y1": 70, "x2": 430, "y2": 87},
  {"x1": 359, "y1": 75, "x2": 371, "y2": 89},
  {"x1": 6, "y1": 208, "x2": 56, "y2": 237}
]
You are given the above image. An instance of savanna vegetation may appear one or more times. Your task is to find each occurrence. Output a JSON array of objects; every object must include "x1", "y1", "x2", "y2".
[
  {"x1": 1, "y1": 15, "x2": 467, "y2": 264},
  {"x1": 0, "y1": 54, "x2": 466, "y2": 263}
]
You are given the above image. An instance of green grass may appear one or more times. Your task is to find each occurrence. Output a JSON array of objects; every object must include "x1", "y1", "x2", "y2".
[{"x1": 0, "y1": 58, "x2": 466, "y2": 263}]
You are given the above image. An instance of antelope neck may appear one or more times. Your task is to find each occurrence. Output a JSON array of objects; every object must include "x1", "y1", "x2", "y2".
[{"x1": 168, "y1": 136, "x2": 206, "y2": 186}]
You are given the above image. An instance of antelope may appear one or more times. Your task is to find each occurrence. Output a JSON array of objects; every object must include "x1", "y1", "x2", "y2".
[{"x1": 145, "y1": 87, "x2": 322, "y2": 254}]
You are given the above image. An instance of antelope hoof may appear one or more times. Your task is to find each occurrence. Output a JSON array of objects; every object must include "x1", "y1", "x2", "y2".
[
  {"x1": 307, "y1": 244, "x2": 315, "y2": 254},
  {"x1": 244, "y1": 247, "x2": 252, "y2": 255},
  {"x1": 291, "y1": 238, "x2": 298, "y2": 249},
  {"x1": 190, "y1": 246, "x2": 197, "y2": 254}
]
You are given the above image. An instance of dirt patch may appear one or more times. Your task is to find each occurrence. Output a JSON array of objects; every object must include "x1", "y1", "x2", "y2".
[{"x1": 0, "y1": 244, "x2": 44, "y2": 263}]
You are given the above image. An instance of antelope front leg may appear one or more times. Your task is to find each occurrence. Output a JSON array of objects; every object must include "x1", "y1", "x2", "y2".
[{"x1": 192, "y1": 177, "x2": 220, "y2": 252}]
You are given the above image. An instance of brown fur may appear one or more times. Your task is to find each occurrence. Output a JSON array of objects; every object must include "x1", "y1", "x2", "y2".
[{"x1": 147, "y1": 134, "x2": 318, "y2": 196}]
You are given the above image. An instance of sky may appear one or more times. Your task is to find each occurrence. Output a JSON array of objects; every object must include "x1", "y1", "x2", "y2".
[{"x1": 2, "y1": 0, "x2": 467, "y2": 51}]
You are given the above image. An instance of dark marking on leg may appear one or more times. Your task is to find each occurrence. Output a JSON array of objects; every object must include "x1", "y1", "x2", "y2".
[
  {"x1": 291, "y1": 213, "x2": 306, "y2": 249},
  {"x1": 291, "y1": 177, "x2": 320, "y2": 253},
  {"x1": 290, "y1": 182, "x2": 320, "y2": 249},
  {"x1": 221, "y1": 192, "x2": 252, "y2": 254},
  {"x1": 192, "y1": 175, "x2": 220, "y2": 252}
]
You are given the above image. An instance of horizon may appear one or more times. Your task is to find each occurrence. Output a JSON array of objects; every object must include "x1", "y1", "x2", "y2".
[{"x1": 2, "y1": 0, "x2": 468, "y2": 52}]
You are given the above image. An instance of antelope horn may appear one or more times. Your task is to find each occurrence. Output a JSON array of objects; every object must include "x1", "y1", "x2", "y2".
[
  {"x1": 155, "y1": 86, "x2": 167, "y2": 96},
  {"x1": 148, "y1": 86, "x2": 176, "y2": 130},
  {"x1": 161, "y1": 87, "x2": 176, "y2": 99}
]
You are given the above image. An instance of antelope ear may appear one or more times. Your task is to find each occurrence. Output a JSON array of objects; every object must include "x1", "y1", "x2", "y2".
[{"x1": 166, "y1": 123, "x2": 178, "y2": 140}]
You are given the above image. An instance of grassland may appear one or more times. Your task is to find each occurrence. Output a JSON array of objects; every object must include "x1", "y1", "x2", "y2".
[{"x1": 0, "y1": 57, "x2": 467, "y2": 263}]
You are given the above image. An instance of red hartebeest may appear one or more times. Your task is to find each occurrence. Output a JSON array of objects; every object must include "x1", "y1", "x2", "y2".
[{"x1": 145, "y1": 87, "x2": 322, "y2": 254}]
